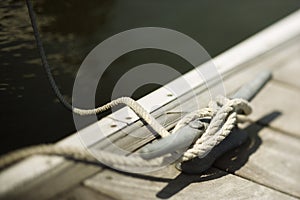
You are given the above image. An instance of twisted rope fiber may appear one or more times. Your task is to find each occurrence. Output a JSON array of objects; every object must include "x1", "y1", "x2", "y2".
[
  {"x1": 0, "y1": 0, "x2": 252, "y2": 170},
  {"x1": 0, "y1": 97, "x2": 251, "y2": 169},
  {"x1": 181, "y1": 97, "x2": 252, "y2": 161},
  {"x1": 0, "y1": 145, "x2": 170, "y2": 169}
]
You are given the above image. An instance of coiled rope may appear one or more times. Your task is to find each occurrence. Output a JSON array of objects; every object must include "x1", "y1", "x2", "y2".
[
  {"x1": 180, "y1": 96, "x2": 251, "y2": 161},
  {"x1": 0, "y1": 0, "x2": 251, "y2": 170}
]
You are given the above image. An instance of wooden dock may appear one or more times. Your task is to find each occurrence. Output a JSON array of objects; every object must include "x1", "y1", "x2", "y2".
[{"x1": 1, "y1": 9, "x2": 300, "y2": 200}]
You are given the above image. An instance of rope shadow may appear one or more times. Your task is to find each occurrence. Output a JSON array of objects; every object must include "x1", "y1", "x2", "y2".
[
  {"x1": 214, "y1": 110, "x2": 281, "y2": 173},
  {"x1": 75, "y1": 111, "x2": 281, "y2": 199},
  {"x1": 156, "y1": 168, "x2": 226, "y2": 199},
  {"x1": 155, "y1": 111, "x2": 281, "y2": 199}
]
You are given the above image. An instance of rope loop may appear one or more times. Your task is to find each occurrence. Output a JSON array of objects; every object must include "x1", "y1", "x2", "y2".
[{"x1": 180, "y1": 96, "x2": 251, "y2": 161}]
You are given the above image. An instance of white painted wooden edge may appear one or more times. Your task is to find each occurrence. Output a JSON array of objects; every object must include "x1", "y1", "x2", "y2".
[
  {"x1": 74, "y1": 9, "x2": 300, "y2": 148},
  {"x1": 0, "y1": 156, "x2": 64, "y2": 198}
]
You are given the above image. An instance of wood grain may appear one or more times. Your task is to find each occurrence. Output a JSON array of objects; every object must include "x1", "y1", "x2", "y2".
[
  {"x1": 215, "y1": 124, "x2": 300, "y2": 198},
  {"x1": 50, "y1": 186, "x2": 116, "y2": 200},
  {"x1": 249, "y1": 81, "x2": 300, "y2": 137},
  {"x1": 84, "y1": 166, "x2": 296, "y2": 200},
  {"x1": 274, "y1": 43, "x2": 300, "y2": 89}
]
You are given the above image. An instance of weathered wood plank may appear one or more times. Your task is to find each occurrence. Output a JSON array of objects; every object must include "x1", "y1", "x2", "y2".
[
  {"x1": 273, "y1": 43, "x2": 300, "y2": 89},
  {"x1": 84, "y1": 166, "x2": 296, "y2": 200},
  {"x1": 1, "y1": 160, "x2": 101, "y2": 200},
  {"x1": 49, "y1": 186, "x2": 116, "y2": 200},
  {"x1": 248, "y1": 81, "x2": 300, "y2": 137},
  {"x1": 0, "y1": 155, "x2": 63, "y2": 198},
  {"x1": 215, "y1": 124, "x2": 300, "y2": 198},
  {"x1": 0, "y1": 135, "x2": 103, "y2": 200}
]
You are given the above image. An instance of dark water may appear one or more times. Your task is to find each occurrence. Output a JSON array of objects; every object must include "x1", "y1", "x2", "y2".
[{"x1": 0, "y1": 0, "x2": 299, "y2": 154}]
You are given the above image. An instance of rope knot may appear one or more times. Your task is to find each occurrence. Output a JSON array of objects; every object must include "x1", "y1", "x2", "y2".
[{"x1": 181, "y1": 96, "x2": 252, "y2": 162}]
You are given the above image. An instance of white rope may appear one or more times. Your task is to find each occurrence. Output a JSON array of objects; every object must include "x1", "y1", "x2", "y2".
[
  {"x1": 0, "y1": 96, "x2": 251, "y2": 170},
  {"x1": 181, "y1": 96, "x2": 251, "y2": 161},
  {"x1": 74, "y1": 97, "x2": 170, "y2": 137},
  {"x1": 0, "y1": 0, "x2": 252, "y2": 171},
  {"x1": 0, "y1": 144, "x2": 174, "y2": 169}
]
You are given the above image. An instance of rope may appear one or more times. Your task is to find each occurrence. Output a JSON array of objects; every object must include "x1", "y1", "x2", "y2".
[
  {"x1": 0, "y1": 96, "x2": 251, "y2": 170},
  {"x1": 25, "y1": 0, "x2": 169, "y2": 138},
  {"x1": 0, "y1": 144, "x2": 173, "y2": 169},
  {"x1": 181, "y1": 96, "x2": 251, "y2": 161},
  {"x1": 0, "y1": 0, "x2": 252, "y2": 171},
  {"x1": 74, "y1": 97, "x2": 170, "y2": 137}
]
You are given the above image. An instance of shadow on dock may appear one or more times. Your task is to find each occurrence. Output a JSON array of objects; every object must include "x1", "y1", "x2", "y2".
[
  {"x1": 81, "y1": 111, "x2": 281, "y2": 199},
  {"x1": 156, "y1": 111, "x2": 281, "y2": 199}
]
